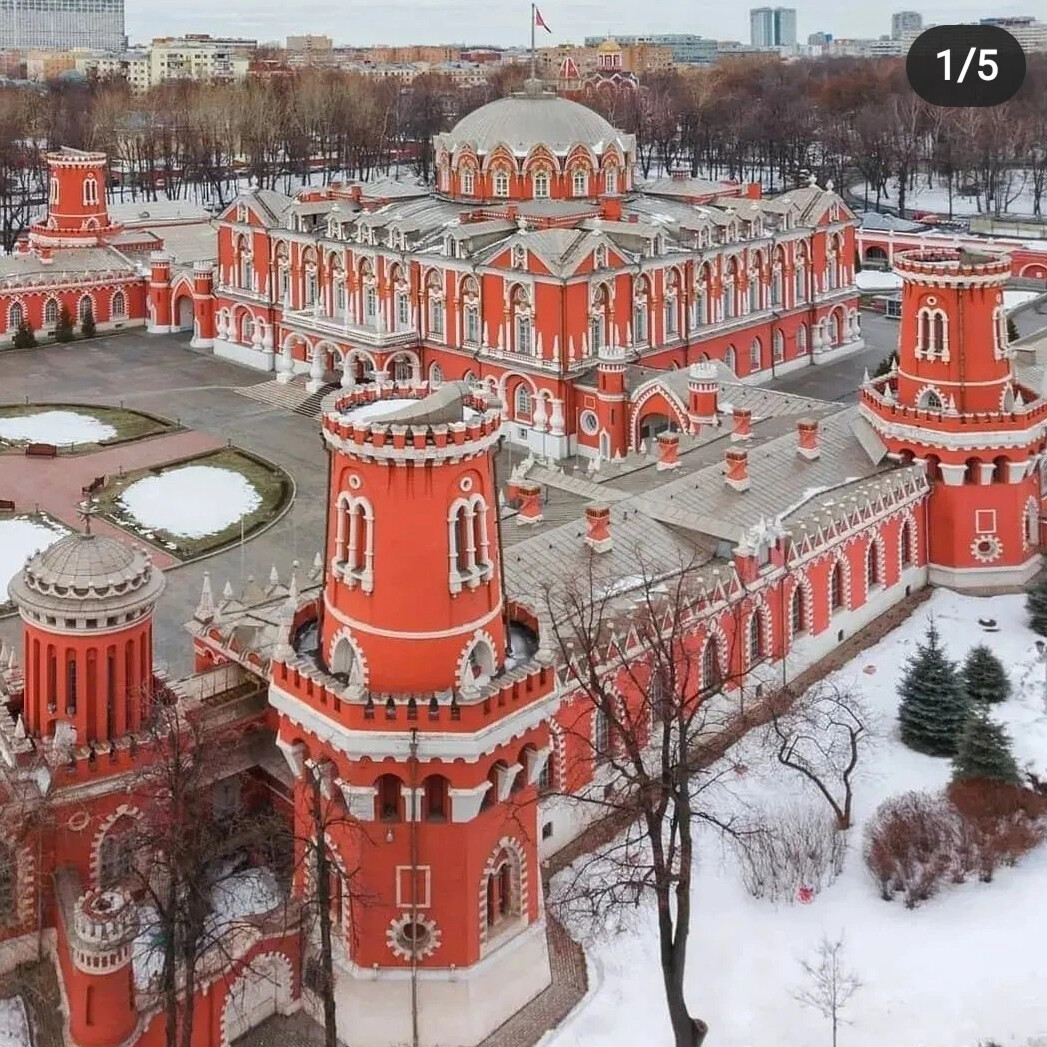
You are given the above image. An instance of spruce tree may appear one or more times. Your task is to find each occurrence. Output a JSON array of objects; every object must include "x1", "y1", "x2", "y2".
[
  {"x1": 961, "y1": 645, "x2": 1010, "y2": 705},
  {"x1": 12, "y1": 320, "x2": 36, "y2": 349},
  {"x1": 1007, "y1": 316, "x2": 1019, "y2": 344},
  {"x1": 80, "y1": 306, "x2": 96, "y2": 339},
  {"x1": 54, "y1": 304, "x2": 74, "y2": 343},
  {"x1": 952, "y1": 705, "x2": 1021, "y2": 785},
  {"x1": 897, "y1": 621, "x2": 968, "y2": 756},
  {"x1": 1027, "y1": 572, "x2": 1047, "y2": 636}
]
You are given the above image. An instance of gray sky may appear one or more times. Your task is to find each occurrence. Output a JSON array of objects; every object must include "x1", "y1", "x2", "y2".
[{"x1": 127, "y1": 1, "x2": 1040, "y2": 48}]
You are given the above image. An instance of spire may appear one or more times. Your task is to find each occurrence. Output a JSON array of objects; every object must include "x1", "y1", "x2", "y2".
[
  {"x1": 195, "y1": 572, "x2": 215, "y2": 621},
  {"x1": 268, "y1": 564, "x2": 280, "y2": 590}
]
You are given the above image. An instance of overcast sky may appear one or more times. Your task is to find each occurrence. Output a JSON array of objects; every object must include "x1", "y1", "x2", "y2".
[{"x1": 127, "y1": 1, "x2": 1039, "y2": 48}]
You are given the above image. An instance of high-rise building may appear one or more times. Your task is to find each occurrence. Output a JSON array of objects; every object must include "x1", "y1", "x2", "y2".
[
  {"x1": 0, "y1": 0, "x2": 125, "y2": 51},
  {"x1": 750, "y1": 7, "x2": 797, "y2": 47},
  {"x1": 891, "y1": 11, "x2": 923, "y2": 39}
]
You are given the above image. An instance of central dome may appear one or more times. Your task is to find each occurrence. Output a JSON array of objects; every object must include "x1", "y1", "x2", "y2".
[{"x1": 442, "y1": 91, "x2": 628, "y2": 156}]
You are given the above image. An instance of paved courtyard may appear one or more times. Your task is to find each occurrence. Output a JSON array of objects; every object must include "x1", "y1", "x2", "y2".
[{"x1": 0, "y1": 308, "x2": 1030, "y2": 674}]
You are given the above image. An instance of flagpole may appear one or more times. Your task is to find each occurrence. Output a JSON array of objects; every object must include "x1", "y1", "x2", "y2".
[{"x1": 530, "y1": 2, "x2": 536, "y2": 81}]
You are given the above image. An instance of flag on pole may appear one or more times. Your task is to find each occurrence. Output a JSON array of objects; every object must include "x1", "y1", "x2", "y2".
[{"x1": 534, "y1": 7, "x2": 552, "y2": 33}]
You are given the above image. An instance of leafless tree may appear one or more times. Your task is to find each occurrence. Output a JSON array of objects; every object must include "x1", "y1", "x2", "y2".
[
  {"x1": 793, "y1": 934, "x2": 862, "y2": 1047},
  {"x1": 768, "y1": 682, "x2": 871, "y2": 830},
  {"x1": 544, "y1": 541, "x2": 766, "y2": 1047}
]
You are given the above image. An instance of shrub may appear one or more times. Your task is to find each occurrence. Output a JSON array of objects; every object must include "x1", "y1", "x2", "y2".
[
  {"x1": 80, "y1": 306, "x2": 96, "y2": 338},
  {"x1": 1007, "y1": 316, "x2": 1019, "y2": 343},
  {"x1": 864, "y1": 791, "x2": 955, "y2": 907},
  {"x1": 11, "y1": 319, "x2": 36, "y2": 349},
  {"x1": 736, "y1": 803, "x2": 847, "y2": 903},
  {"x1": 54, "y1": 304, "x2": 74, "y2": 343},
  {"x1": 961, "y1": 645, "x2": 1010, "y2": 705},
  {"x1": 1027, "y1": 572, "x2": 1047, "y2": 637}
]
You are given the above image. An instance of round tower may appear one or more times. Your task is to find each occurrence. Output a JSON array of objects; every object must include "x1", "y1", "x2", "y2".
[
  {"x1": 861, "y1": 247, "x2": 1047, "y2": 587},
  {"x1": 269, "y1": 381, "x2": 558, "y2": 1046},
  {"x1": 8, "y1": 530, "x2": 165, "y2": 745},
  {"x1": 67, "y1": 887, "x2": 139, "y2": 1047},
  {"x1": 595, "y1": 342, "x2": 629, "y2": 457},
  {"x1": 147, "y1": 253, "x2": 173, "y2": 334},
  {"x1": 190, "y1": 261, "x2": 216, "y2": 348},
  {"x1": 30, "y1": 149, "x2": 122, "y2": 248}
]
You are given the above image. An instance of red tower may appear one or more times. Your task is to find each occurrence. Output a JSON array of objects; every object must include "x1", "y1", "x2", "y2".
[
  {"x1": 861, "y1": 247, "x2": 1047, "y2": 587},
  {"x1": 269, "y1": 381, "x2": 558, "y2": 1046},
  {"x1": 30, "y1": 149, "x2": 123, "y2": 247}
]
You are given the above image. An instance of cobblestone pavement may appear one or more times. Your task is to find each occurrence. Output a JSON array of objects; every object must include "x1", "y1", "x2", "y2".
[{"x1": 0, "y1": 428, "x2": 224, "y2": 568}]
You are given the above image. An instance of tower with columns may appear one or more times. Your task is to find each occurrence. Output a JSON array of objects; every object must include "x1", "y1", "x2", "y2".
[
  {"x1": 268, "y1": 380, "x2": 559, "y2": 1047},
  {"x1": 861, "y1": 247, "x2": 1047, "y2": 587}
]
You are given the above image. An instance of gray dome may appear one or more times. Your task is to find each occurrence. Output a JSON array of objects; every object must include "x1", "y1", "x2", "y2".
[
  {"x1": 441, "y1": 92, "x2": 630, "y2": 156},
  {"x1": 9, "y1": 532, "x2": 165, "y2": 624}
]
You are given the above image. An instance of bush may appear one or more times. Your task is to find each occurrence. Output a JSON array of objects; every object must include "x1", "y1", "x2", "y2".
[
  {"x1": 80, "y1": 306, "x2": 96, "y2": 338},
  {"x1": 872, "y1": 351, "x2": 897, "y2": 378},
  {"x1": 11, "y1": 319, "x2": 36, "y2": 349},
  {"x1": 736, "y1": 803, "x2": 847, "y2": 903},
  {"x1": 54, "y1": 304, "x2": 74, "y2": 343},
  {"x1": 1007, "y1": 316, "x2": 1019, "y2": 344},
  {"x1": 1027, "y1": 572, "x2": 1047, "y2": 637}
]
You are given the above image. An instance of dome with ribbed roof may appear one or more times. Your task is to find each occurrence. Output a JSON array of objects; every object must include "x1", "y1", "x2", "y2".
[{"x1": 8, "y1": 532, "x2": 165, "y2": 624}]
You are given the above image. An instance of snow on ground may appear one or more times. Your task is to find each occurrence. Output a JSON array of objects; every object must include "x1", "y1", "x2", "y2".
[
  {"x1": 0, "y1": 517, "x2": 67, "y2": 598},
  {"x1": 549, "y1": 590, "x2": 1047, "y2": 1047},
  {"x1": 0, "y1": 410, "x2": 116, "y2": 445},
  {"x1": 850, "y1": 176, "x2": 1044, "y2": 218},
  {"x1": 118, "y1": 466, "x2": 261, "y2": 539},
  {"x1": 1005, "y1": 290, "x2": 1044, "y2": 312},
  {"x1": 856, "y1": 269, "x2": 903, "y2": 293},
  {"x1": 0, "y1": 997, "x2": 31, "y2": 1047}
]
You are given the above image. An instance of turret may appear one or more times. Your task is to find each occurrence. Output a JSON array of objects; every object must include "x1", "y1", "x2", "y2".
[
  {"x1": 30, "y1": 149, "x2": 122, "y2": 248},
  {"x1": 190, "y1": 261, "x2": 215, "y2": 348},
  {"x1": 687, "y1": 361, "x2": 719, "y2": 426},
  {"x1": 147, "y1": 252, "x2": 173, "y2": 334},
  {"x1": 595, "y1": 342, "x2": 629, "y2": 457}
]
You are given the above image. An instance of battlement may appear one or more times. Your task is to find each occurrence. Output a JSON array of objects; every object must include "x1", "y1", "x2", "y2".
[{"x1": 894, "y1": 247, "x2": 1011, "y2": 284}]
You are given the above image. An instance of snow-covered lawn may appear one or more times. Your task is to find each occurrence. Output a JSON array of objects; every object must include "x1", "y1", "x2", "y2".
[
  {"x1": 0, "y1": 516, "x2": 67, "y2": 599},
  {"x1": 850, "y1": 176, "x2": 1044, "y2": 218},
  {"x1": 0, "y1": 409, "x2": 116, "y2": 445},
  {"x1": 118, "y1": 465, "x2": 262, "y2": 539},
  {"x1": 0, "y1": 997, "x2": 31, "y2": 1047},
  {"x1": 550, "y1": 590, "x2": 1047, "y2": 1047},
  {"x1": 855, "y1": 269, "x2": 903, "y2": 293},
  {"x1": 1005, "y1": 289, "x2": 1044, "y2": 312}
]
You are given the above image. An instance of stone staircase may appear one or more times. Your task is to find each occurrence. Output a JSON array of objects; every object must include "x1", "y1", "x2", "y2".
[
  {"x1": 293, "y1": 383, "x2": 340, "y2": 418},
  {"x1": 235, "y1": 377, "x2": 339, "y2": 418}
]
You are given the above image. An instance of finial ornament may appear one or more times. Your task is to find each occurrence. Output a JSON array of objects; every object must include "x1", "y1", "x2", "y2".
[{"x1": 77, "y1": 500, "x2": 100, "y2": 536}]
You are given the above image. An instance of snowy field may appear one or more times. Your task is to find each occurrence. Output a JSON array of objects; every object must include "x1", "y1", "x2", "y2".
[
  {"x1": 850, "y1": 176, "x2": 1044, "y2": 218},
  {"x1": 549, "y1": 590, "x2": 1047, "y2": 1047},
  {"x1": 118, "y1": 465, "x2": 261, "y2": 539},
  {"x1": 0, "y1": 410, "x2": 116, "y2": 446},
  {"x1": 0, "y1": 517, "x2": 67, "y2": 599},
  {"x1": 855, "y1": 270, "x2": 903, "y2": 293},
  {"x1": 0, "y1": 997, "x2": 31, "y2": 1047}
]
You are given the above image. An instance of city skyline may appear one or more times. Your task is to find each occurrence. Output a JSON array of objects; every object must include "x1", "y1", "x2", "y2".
[{"x1": 125, "y1": 0, "x2": 1037, "y2": 47}]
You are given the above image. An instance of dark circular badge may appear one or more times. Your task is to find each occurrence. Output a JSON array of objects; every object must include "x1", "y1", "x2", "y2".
[{"x1": 906, "y1": 24, "x2": 1026, "y2": 107}]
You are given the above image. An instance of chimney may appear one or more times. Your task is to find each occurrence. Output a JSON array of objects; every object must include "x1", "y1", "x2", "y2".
[
  {"x1": 687, "y1": 362, "x2": 718, "y2": 425},
  {"x1": 656, "y1": 432, "x2": 680, "y2": 472},
  {"x1": 600, "y1": 196, "x2": 623, "y2": 222},
  {"x1": 584, "y1": 504, "x2": 613, "y2": 553},
  {"x1": 731, "y1": 408, "x2": 753, "y2": 443},
  {"x1": 724, "y1": 448, "x2": 750, "y2": 492},
  {"x1": 796, "y1": 418, "x2": 820, "y2": 460},
  {"x1": 516, "y1": 481, "x2": 543, "y2": 526}
]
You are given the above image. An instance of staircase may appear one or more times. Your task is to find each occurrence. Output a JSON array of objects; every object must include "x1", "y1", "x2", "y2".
[
  {"x1": 235, "y1": 377, "x2": 339, "y2": 418},
  {"x1": 293, "y1": 383, "x2": 340, "y2": 418}
]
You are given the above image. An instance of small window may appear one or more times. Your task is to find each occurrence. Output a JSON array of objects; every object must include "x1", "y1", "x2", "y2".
[
  {"x1": 462, "y1": 168, "x2": 475, "y2": 195},
  {"x1": 532, "y1": 170, "x2": 550, "y2": 199},
  {"x1": 44, "y1": 298, "x2": 59, "y2": 325},
  {"x1": 494, "y1": 170, "x2": 510, "y2": 198},
  {"x1": 572, "y1": 169, "x2": 588, "y2": 197}
]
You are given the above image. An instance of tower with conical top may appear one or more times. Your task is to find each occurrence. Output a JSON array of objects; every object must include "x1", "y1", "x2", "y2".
[
  {"x1": 861, "y1": 247, "x2": 1046, "y2": 587},
  {"x1": 268, "y1": 379, "x2": 558, "y2": 1047}
]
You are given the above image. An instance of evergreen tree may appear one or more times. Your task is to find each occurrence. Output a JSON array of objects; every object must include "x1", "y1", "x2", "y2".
[
  {"x1": 1026, "y1": 572, "x2": 1047, "y2": 636},
  {"x1": 54, "y1": 304, "x2": 74, "y2": 343},
  {"x1": 952, "y1": 705, "x2": 1021, "y2": 785},
  {"x1": 1007, "y1": 316, "x2": 1019, "y2": 344},
  {"x1": 80, "y1": 306, "x2": 96, "y2": 339},
  {"x1": 873, "y1": 351, "x2": 897, "y2": 378},
  {"x1": 11, "y1": 319, "x2": 36, "y2": 349},
  {"x1": 897, "y1": 621, "x2": 968, "y2": 757},
  {"x1": 961, "y1": 644, "x2": 1010, "y2": 705}
]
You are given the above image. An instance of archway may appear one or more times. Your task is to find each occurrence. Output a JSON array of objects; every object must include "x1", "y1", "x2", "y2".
[
  {"x1": 221, "y1": 953, "x2": 292, "y2": 1044},
  {"x1": 638, "y1": 412, "x2": 671, "y2": 443},
  {"x1": 864, "y1": 245, "x2": 889, "y2": 268},
  {"x1": 175, "y1": 295, "x2": 194, "y2": 333}
]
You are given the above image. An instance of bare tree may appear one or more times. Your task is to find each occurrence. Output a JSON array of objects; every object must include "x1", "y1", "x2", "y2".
[
  {"x1": 793, "y1": 934, "x2": 862, "y2": 1047},
  {"x1": 544, "y1": 542, "x2": 765, "y2": 1047},
  {"x1": 768, "y1": 682, "x2": 871, "y2": 830}
]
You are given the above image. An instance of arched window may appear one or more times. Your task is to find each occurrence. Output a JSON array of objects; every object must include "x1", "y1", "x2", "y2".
[
  {"x1": 44, "y1": 298, "x2": 59, "y2": 326},
  {"x1": 830, "y1": 562, "x2": 845, "y2": 614},
  {"x1": 701, "y1": 638, "x2": 721, "y2": 693},
  {"x1": 593, "y1": 706, "x2": 610, "y2": 762},
  {"x1": 330, "y1": 634, "x2": 359, "y2": 680},
  {"x1": 376, "y1": 775, "x2": 403, "y2": 822},
  {"x1": 393, "y1": 356, "x2": 413, "y2": 383},
  {"x1": 867, "y1": 540, "x2": 881, "y2": 589},
  {"x1": 749, "y1": 338, "x2": 762, "y2": 371},
  {"x1": 427, "y1": 272, "x2": 445, "y2": 338},
  {"x1": 429, "y1": 362, "x2": 443, "y2": 388},
  {"x1": 605, "y1": 166, "x2": 618, "y2": 195},
  {"x1": 0, "y1": 843, "x2": 15, "y2": 926},
  {"x1": 7, "y1": 302, "x2": 23, "y2": 332},
  {"x1": 335, "y1": 496, "x2": 374, "y2": 586},
  {"x1": 917, "y1": 388, "x2": 943, "y2": 411},
  {"x1": 493, "y1": 169, "x2": 510, "y2": 197},
  {"x1": 747, "y1": 611, "x2": 764, "y2": 666},
  {"x1": 724, "y1": 345, "x2": 737, "y2": 374},
  {"x1": 50, "y1": 177, "x2": 59, "y2": 204},
  {"x1": 572, "y1": 168, "x2": 588, "y2": 197},
  {"x1": 462, "y1": 168, "x2": 475, "y2": 195},
  {"x1": 791, "y1": 586, "x2": 806, "y2": 634},
  {"x1": 532, "y1": 169, "x2": 550, "y2": 199},
  {"x1": 111, "y1": 290, "x2": 126, "y2": 318},
  {"x1": 78, "y1": 295, "x2": 93, "y2": 321},
  {"x1": 511, "y1": 287, "x2": 532, "y2": 354},
  {"x1": 794, "y1": 245, "x2": 808, "y2": 302},
  {"x1": 485, "y1": 848, "x2": 520, "y2": 929},
  {"x1": 633, "y1": 279, "x2": 649, "y2": 344},
  {"x1": 901, "y1": 521, "x2": 914, "y2": 567},
  {"x1": 422, "y1": 775, "x2": 449, "y2": 822},
  {"x1": 99, "y1": 816, "x2": 135, "y2": 888},
  {"x1": 83, "y1": 175, "x2": 98, "y2": 206},
  {"x1": 467, "y1": 640, "x2": 494, "y2": 682},
  {"x1": 773, "y1": 329, "x2": 785, "y2": 362},
  {"x1": 514, "y1": 384, "x2": 532, "y2": 419},
  {"x1": 797, "y1": 323, "x2": 807, "y2": 352},
  {"x1": 723, "y1": 259, "x2": 737, "y2": 319}
]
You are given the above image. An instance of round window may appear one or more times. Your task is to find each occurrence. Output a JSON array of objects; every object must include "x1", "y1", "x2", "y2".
[
  {"x1": 396, "y1": 921, "x2": 432, "y2": 954},
  {"x1": 579, "y1": 410, "x2": 599, "y2": 436}
]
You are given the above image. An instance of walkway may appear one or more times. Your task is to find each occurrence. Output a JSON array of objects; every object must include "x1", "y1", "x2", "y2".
[{"x1": 0, "y1": 428, "x2": 225, "y2": 568}]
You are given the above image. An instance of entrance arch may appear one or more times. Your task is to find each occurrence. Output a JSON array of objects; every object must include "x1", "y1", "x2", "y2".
[
  {"x1": 221, "y1": 952, "x2": 292, "y2": 1045},
  {"x1": 175, "y1": 295, "x2": 194, "y2": 333}
]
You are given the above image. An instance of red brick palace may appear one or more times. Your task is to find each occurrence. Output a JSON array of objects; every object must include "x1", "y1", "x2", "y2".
[{"x1": 0, "y1": 87, "x2": 1045, "y2": 1047}]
